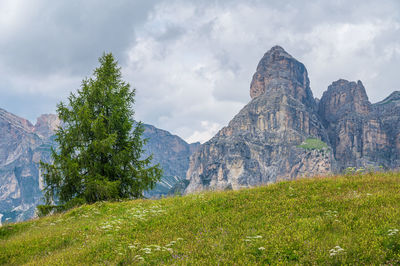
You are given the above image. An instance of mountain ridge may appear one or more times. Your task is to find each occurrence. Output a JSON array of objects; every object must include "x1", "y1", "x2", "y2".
[
  {"x1": 1, "y1": 45, "x2": 399, "y2": 220},
  {"x1": 185, "y1": 46, "x2": 400, "y2": 193},
  {"x1": 0, "y1": 109, "x2": 198, "y2": 223}
]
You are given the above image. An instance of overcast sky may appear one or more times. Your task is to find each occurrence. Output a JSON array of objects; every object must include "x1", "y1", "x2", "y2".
[{"x1": 1, "y1": 0, "x2": 399, "y2": 143}]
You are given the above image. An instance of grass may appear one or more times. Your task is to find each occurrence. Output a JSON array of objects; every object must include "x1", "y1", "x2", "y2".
[
  {"x1": 1, "y1": 172, "x2": 400, "y2": 265},
  {"x1": 298, "y1": 138, "x2": 330, "y2": 151}
]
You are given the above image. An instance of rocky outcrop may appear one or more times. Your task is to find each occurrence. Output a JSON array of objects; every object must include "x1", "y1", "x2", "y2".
[
  {"x1": 185, "y1": 46, "x2": 400, "y2": 194},
  {"x1": 142, "y1": 124, "x2": 199, "y2": 182},
  {"x1": 318, "y1": 80, "x2": 391, "y2": 171},
  {"x1": 186, "y1": 46, "x2": 334, "y2": 194},
  {"x1": 33, "y1": 114, "x2": 60, "y2": 138},
  {"x1": 142, "y1": 124, "x2": 199, "y2": 197},
  {"x1": 0, "y1": 108, "x2": 56, "y2": 223},
  {"x1": 372, "y1": 91, "x2": 400, "y2": 169}
]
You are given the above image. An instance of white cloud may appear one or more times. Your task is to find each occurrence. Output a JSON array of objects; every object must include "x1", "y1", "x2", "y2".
[
  {"x1": 0, "y1": 0, "x2": 400, "y2": 143},
  {"x1": 0, "y1": 0, "x2": 26, "y2": 33},
  {"x1": 299, "y1": 19, "x2": 400, "y2": 99},
  {"x1": 186, "y1": 121, "x2": 221, "y2": 144}
]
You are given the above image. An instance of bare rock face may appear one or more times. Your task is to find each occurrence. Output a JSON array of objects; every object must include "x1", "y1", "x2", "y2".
[
  {"x1": 318, "y1": 80, "x2": 392, "y2": 171},
  {"x1": 34, "y1": 114, "x2": 60, "y2": 138},
  {"x1": 186, "y1": 46, "x2": 335, "y2": 194},
  {"x1": 319, "y1": 80, "x2": 371, "y2": 123},
  {"x1": 372, "y1": 91, "x2": 400, "y2": 169},
  {"x1": 142, "y1": 124, "x2": 199, "y2": 197},
  {"x1": 186, "y1": 46, "x2": 400, "y2": 194},
  {"x1": 250, "y1": 46, "x2": 314, "y2": 108},
  {"x1": 0, "y1": 108, "x2": 54, "y2": 223}
]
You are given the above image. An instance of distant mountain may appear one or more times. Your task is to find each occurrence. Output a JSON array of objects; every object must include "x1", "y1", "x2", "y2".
[
  {"x1": 0, "y1": 109, "x2": 58, "y2": 223},
  {"x1": 0, "y1": 110, "x2": 198, "y2": 223},
  {"x1": 185, "y1": 46, "x2": 400, "y2": 193},
  {"x1": 318, "y1": 79, "x2": 398, "y2": 171},
  {"x1": 142, "y1": 124, "x2": 199, "y2": 197}
]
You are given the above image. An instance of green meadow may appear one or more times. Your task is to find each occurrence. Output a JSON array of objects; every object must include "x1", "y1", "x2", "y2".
[{"x1": 1, "y1": 172, "x2": 400, "y2": 265}]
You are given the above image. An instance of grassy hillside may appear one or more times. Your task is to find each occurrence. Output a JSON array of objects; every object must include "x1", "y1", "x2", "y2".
[{"x1": 1, "y1": 172, "x2": 400, "y2": 265}]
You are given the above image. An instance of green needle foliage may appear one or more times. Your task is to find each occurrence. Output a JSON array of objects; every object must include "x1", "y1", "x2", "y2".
[{"x1": 39, "y1": 53, "x2": 162, "y2": 214}]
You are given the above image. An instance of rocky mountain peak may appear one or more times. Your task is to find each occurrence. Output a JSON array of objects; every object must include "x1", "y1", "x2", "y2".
[
  {"x1": 268, "y1": 45, "x2": 292, "y2": 58},
  {"x1": 0, "y1": 108, "x2": 34, "y2": 133},
  {"x1": 186, "y1": 46, "x2": 333, "y2": 194},
  {"x1": 318, "y1": 79, "x2": 371, "y2": 124},
  {"x1": 34, "y1": 114, "x2": 60, "y2": 138},
  {"x1": 375, "y1": 91, "x2": 400, "y2": 105},
  {"x1": 249, "y1": 45, "x2": 314, "y2": 107}
]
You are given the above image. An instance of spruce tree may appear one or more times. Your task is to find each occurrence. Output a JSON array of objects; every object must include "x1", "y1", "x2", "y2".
[{"x1": 39, "y1": 53, "x2": 161, "y2": 212}]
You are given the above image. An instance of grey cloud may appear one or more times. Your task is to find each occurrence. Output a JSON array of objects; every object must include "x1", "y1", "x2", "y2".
[
  {"x1": 155, "y1": 26, "x2": 186, "y2": 42},
  {"x1": 0, "y1": 0, "x2": 399, "y2": 142},
  {"x1": 0, "y1": 0, "x2": 159, "y2": 76}
]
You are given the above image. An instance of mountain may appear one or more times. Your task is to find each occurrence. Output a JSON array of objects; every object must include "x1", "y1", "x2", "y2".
[
  {"x1": 0, "y1": 110, "x2": 197, "y2": 223},
  {"x1": 0, "y1": 109, "x2": 57, "y2": 223},
  {"x1": 318, "y1": 79, "x2": 392, "y2": 171},
  {"x1": 185, "y1": 46, "x2": 399, "y2": 193},
  {"x1": 372, "y1": 91, "x2": 400, "y2": 168},
  {"x1": 142, "y1": 124, "x2": 199, "y2": 197}
]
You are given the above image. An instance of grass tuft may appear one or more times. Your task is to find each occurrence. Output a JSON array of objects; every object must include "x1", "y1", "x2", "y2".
[{"x1": 298, "y1": 138, "x2": 330, "y2": 151}]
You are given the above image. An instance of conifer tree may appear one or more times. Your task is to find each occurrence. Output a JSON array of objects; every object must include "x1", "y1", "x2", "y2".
[{"x1": 39, "y1": 53, "x2": 161, "y2": 212}]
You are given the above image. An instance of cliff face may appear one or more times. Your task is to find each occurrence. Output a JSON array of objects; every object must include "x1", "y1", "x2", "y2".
[
  {"x1": 142, "y1": 124, "x2": 199, "y2": 197},
  {"x1": 0, "y1": 112, "x2": 198, "y2": 223},
  {"x1": 372, "y1": 91, "x2": 400, "y2": 168},
  {"x1": 185, "y1": 46, "x2": 334, "y2": 194},
  {"x1": 318, "y1": 80, "x2": 391, "y2": 171},
  {"x1": 0, "y1": 109, "x2": 57, "y2": 223},
  {"x1": 185, "y1": 46, "x2": 400, "y2": 194}
]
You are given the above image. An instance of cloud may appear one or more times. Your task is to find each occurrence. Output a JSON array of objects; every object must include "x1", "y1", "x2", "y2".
[
  {"x1": 0, "y1": 0, "x2": 399, "y2": 143},
  {"x1": 125, "y1": 0, "x2": 400, "y2": 142}
]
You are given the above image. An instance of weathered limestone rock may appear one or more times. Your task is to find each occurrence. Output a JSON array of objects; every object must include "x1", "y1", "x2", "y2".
[
  {"x1": 186, "y1": 46, "x2": 400, "y2": 194},
  {"x1": 142, "y1": 124, "x2": 199, "y2": 197},
  {"x1": 186, "y1": 46, "x2": 335, "y2": 194},
  {"x1": 318, "y1": 80, "x2": 392, "y2": 171},
  {"x1": 0, "y1": 108, "x2": 53, "y2": 222},
  {"x1": 34, "y1": 114, "x2": 60, "y2": 138}
]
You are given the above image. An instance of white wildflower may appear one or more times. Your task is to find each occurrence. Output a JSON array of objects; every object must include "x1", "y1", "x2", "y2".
[
  {"x1": 258, "y1": 247, "x2": 266, "y2": 251},
  {"x1": 134, "y1": 255, "x2": 144, "y2": 261},
  {"x1": 246, "y1": 235, "x2": 262, "y2": 239},
  {"x1": 141, "y1": 247, "x2": 152, "y2": 254},
  {"x1": 162, "y1": 247, "x2": 173, "y2": 252},
  {"x1": 329, "y1": 245, "x2": 345, "y2": 256},
  {"x1": 388, "y1": 229, "x2": 399, "y2": 236}
]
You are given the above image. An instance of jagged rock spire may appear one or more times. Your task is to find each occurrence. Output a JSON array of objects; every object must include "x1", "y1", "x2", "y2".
[
  {"x1": 250, "y1": 45, "x2": 313, "y2": 107},
  {"x1": 185, "y1": 46, "x2": 333, "y2": 194}
]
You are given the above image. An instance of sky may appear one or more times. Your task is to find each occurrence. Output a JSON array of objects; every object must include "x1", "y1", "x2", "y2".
[{"x1": 0, "y1": 0, "x2": 399, "y2": 143}]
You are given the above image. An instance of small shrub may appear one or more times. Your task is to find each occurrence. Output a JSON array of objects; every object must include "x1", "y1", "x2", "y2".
[{"x1": 298, "y1": 138, "x2": 329, "y2": 151}]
